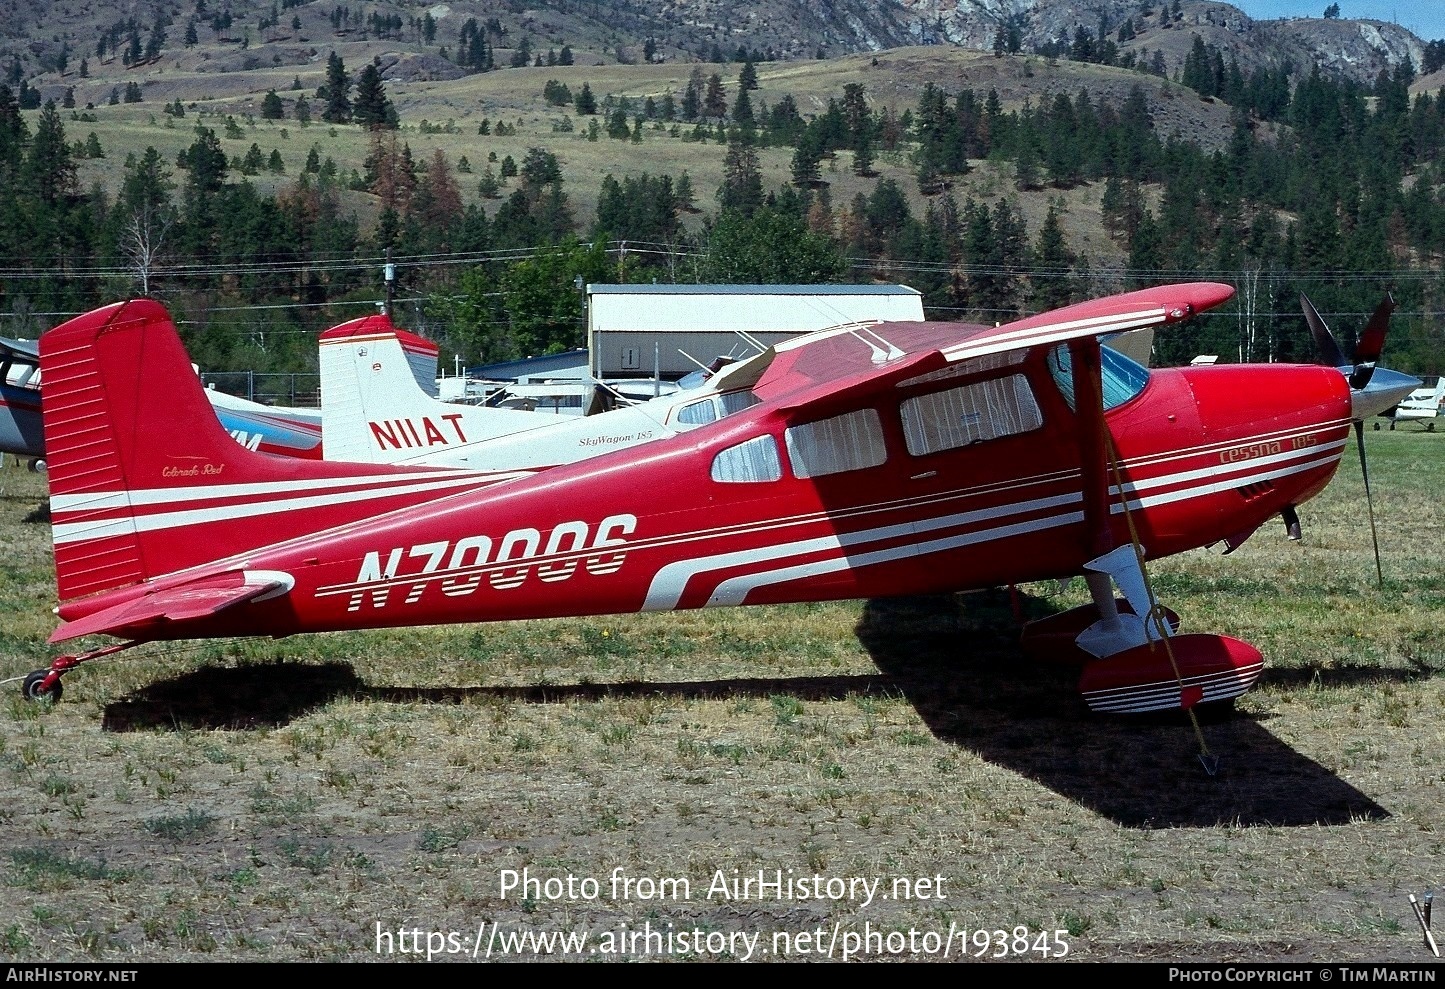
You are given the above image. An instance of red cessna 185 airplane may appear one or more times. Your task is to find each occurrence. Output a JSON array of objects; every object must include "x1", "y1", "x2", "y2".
[{"x1": 22, "y1": 282, "x2": 1416, "y2": 714}]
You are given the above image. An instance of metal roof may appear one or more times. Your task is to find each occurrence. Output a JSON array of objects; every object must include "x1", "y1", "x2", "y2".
[
  {"x1": 473, "y1": 349, "x2": 589, "y2": 382},
  {"x1": 587, "y1": 284, "x2": 921, "y2": 297}
]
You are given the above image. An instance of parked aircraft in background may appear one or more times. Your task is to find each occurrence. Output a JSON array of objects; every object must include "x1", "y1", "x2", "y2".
[
  {"x1": 21, "y1": 286, "x2": 1418, "y2": 719},
  {"x1": 1375, "y1": 377, "x2": 1444, "y2": 430},
  {"x1": 318, "y1": 313, "x2": 769, "y2": 471},
  {"x1": 0, "y1": 335, "x2": 44, "y2": 470},
  {"x1": 2, "y1": 327, "x2": 329, "y2": 465}
]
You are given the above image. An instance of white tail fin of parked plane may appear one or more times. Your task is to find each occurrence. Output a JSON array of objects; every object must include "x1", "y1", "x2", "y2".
[{"x1": 319, "y1": 315, "x2": 562, "y2": 464}]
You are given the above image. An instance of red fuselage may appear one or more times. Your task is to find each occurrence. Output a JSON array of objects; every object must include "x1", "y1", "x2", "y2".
[{"x1": 60, "y1": 349, "x2": 1350, "y2": 643}]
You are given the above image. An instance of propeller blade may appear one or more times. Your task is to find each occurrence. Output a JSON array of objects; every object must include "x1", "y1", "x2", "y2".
[
  {"x1": 1354, "y1": 420, "x2": 1383, "y2": 590},
  {"x1": 1349, "y1": 293, "x2": 1395, "y2": 390},
  {"x1": 1301, "y1": 293, "x2": 1346, "y2": 368}
]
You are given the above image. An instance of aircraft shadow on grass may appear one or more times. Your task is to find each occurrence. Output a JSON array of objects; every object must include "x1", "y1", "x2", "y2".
[
  {"x1": 101, "y1": 591, "x2": 1395, "y2": 829},
  {"x1": 855, "y1": 591, "x2": 1392, "y2": 830}
]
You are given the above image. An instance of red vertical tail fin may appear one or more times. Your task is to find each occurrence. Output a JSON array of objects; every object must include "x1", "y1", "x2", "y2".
[{"x1": 42, "y1": 300, "x2": 500, "y2": 603}]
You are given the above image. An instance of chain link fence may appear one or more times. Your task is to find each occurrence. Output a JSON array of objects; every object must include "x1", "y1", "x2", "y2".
[{"x1": 199, "y1": 371, "x2": 321, "y2": 408}]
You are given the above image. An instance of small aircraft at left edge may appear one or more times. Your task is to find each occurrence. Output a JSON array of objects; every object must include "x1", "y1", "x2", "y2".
[
  {"x1": 2, "y1": 331, "x2": 327, "y2": 465},
  {"x1": 20, "y1": 283, "x2": 1418, "y2": 715},
  {"x1": 1, "y1": 334, "x2": 45, "y2": 470}
]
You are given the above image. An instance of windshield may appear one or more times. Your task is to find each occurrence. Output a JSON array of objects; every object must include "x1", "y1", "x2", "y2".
[{"x1": 1047, "y1": 341, "x2": 1151, "y2": 411}]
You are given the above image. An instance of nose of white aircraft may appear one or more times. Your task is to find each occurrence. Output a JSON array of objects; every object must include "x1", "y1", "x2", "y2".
[{"x1": 1350, "y1": 366, "x2": 1422, "y2": 420}]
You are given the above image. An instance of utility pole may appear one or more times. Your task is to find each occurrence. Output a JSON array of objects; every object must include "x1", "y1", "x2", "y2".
[{"x1": 384, "y1": 248, "x2": 395, "y2": 318}]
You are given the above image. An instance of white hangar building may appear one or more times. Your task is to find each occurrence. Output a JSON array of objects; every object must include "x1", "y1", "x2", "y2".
[{"x1": 586, "y1": 284, "x2": 925, "y2": 381}]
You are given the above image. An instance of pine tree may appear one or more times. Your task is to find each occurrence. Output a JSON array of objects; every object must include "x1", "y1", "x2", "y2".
[
  {"x1": 261, "y1": 90, "x2": 284, "y2": 119},
  {"x1": 704, "y1": 73, "x2": 727, "y2": 119},
  {"x1": 606, "y1": 108, "x2": 629, "y2": 139},
  {"x1": 242, "y1": 143, "x2": 264, "y2": 174},
  {"x1": 853, "y1": 132, "x2": 875, "y2": 177},
  {"x1": 353, "y1": 62, "x2": 394, "y2": 129},
  {"x1": 675, "y1": 171, "x2": 696, "y2": 212},
  {"x1": 718, "y1": 141, "x2": 763, "y2": 216},
  {"x1": 478, "y1": 165, "x2": 501, "y2": 198},
  {"x1": 739, "y1": 59, "x2": 758, "y2": 91},
  {"x1": 732, "y1": 87, "x2": 754, "y2": 127},
  {"x1": 320, "y1": 52, "x2": 351, "y2": 124},
  {"x1": 1031, "y1": 202, "x2": 1077, "y2": 310},
  {"x1": 574, "y1": 82, "x2": 597, "y2": 115}
]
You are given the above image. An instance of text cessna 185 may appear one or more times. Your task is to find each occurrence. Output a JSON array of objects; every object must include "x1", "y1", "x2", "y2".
[{"x1": 22, "y1": 283, "x2": 1418, "y2": 715}]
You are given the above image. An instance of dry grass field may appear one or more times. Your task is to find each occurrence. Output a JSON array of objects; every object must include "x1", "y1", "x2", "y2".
[{"x1": 0, "y1": 423, "x2": 1442, "y2": 963}]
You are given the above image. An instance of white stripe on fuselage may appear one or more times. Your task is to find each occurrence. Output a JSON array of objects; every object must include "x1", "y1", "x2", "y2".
[
  {"x1": 1110, "y1": 438, "x2": 1348, "y2": 498},
  {"x1": 642, "y1": 492, "x2": 1083, "y2": 611},
  {"x1": 702, "y1": 510, "x2": 1087, "y2": 608},
  {"x1": 51, "y1": 471, "x2": 528, "y2": 545},
  {"x1": 640, "y1": 453, "x2": 1341, "y2": 611},
  {"x1": 1115, "y1": 448, "x2": 1343, "y2": 514},
  {"x1": 50, "y1": 469, "x2": 506, "y2": 513}
]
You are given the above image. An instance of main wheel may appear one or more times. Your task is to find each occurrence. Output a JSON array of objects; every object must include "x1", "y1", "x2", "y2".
[{"x1": 22, "y1": 670, "x2": 62, "y2": 703}]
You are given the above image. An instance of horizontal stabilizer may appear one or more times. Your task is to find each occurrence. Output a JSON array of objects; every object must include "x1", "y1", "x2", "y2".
[{"x1": 49, "y1": 570, "x2": 291, "y2": 643}]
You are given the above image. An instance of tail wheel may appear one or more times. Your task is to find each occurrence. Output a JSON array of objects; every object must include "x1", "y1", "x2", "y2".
[{"x1": 22, "y1": 670, "x2": 62, "y2": 703}]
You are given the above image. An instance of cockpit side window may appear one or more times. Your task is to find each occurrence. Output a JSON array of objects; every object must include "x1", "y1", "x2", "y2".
[
  {"x1": 676, "y1": 391, "x2": 759, "y2": 429},
  {"x1": 785, "y1": 408, "x2": 887, "y2": 479},
  {"x1": 677, "y1": 399, "x2": 719, "y2": 426},
  {"x1": 1047, "y1": 342, "x2": 1151, "y2": 411}
]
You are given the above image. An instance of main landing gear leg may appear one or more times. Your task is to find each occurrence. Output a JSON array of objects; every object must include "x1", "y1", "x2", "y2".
[
  {"x1": 1076, "y1": 546, "x2": 1164, "y2": 659},
  {"x1": 1071, "y1": 547, "x2": 1263, "y2": 716},
  {"x1": 1019, "y1": 546, "x2": 1181, "y2": 663},
  {"x1": 21, "y1": 642, "x2": 139, "y2": 704}
]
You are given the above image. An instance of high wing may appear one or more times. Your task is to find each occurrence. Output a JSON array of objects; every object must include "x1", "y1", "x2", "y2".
[{"x1": 750, "y1": 282, "x2": 1233, "y2": 412}]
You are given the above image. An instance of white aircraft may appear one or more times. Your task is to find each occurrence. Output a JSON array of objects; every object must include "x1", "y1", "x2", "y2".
[
  {"x1": 317, "y1": 313, "x2": 770, "y2": 471},
  {"x1": 1378, "y1": 376, "x2": 1444, "y2": 430}
]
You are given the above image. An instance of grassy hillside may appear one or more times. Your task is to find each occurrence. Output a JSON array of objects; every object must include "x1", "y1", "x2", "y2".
[{"x1": 40, "y1": 46, "x2": 1248, "y2": 268}]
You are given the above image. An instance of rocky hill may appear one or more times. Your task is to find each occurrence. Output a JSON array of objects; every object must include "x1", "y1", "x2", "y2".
[{"x1": 0, "y1": 0, "x2": 1431, "y2": 104}]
